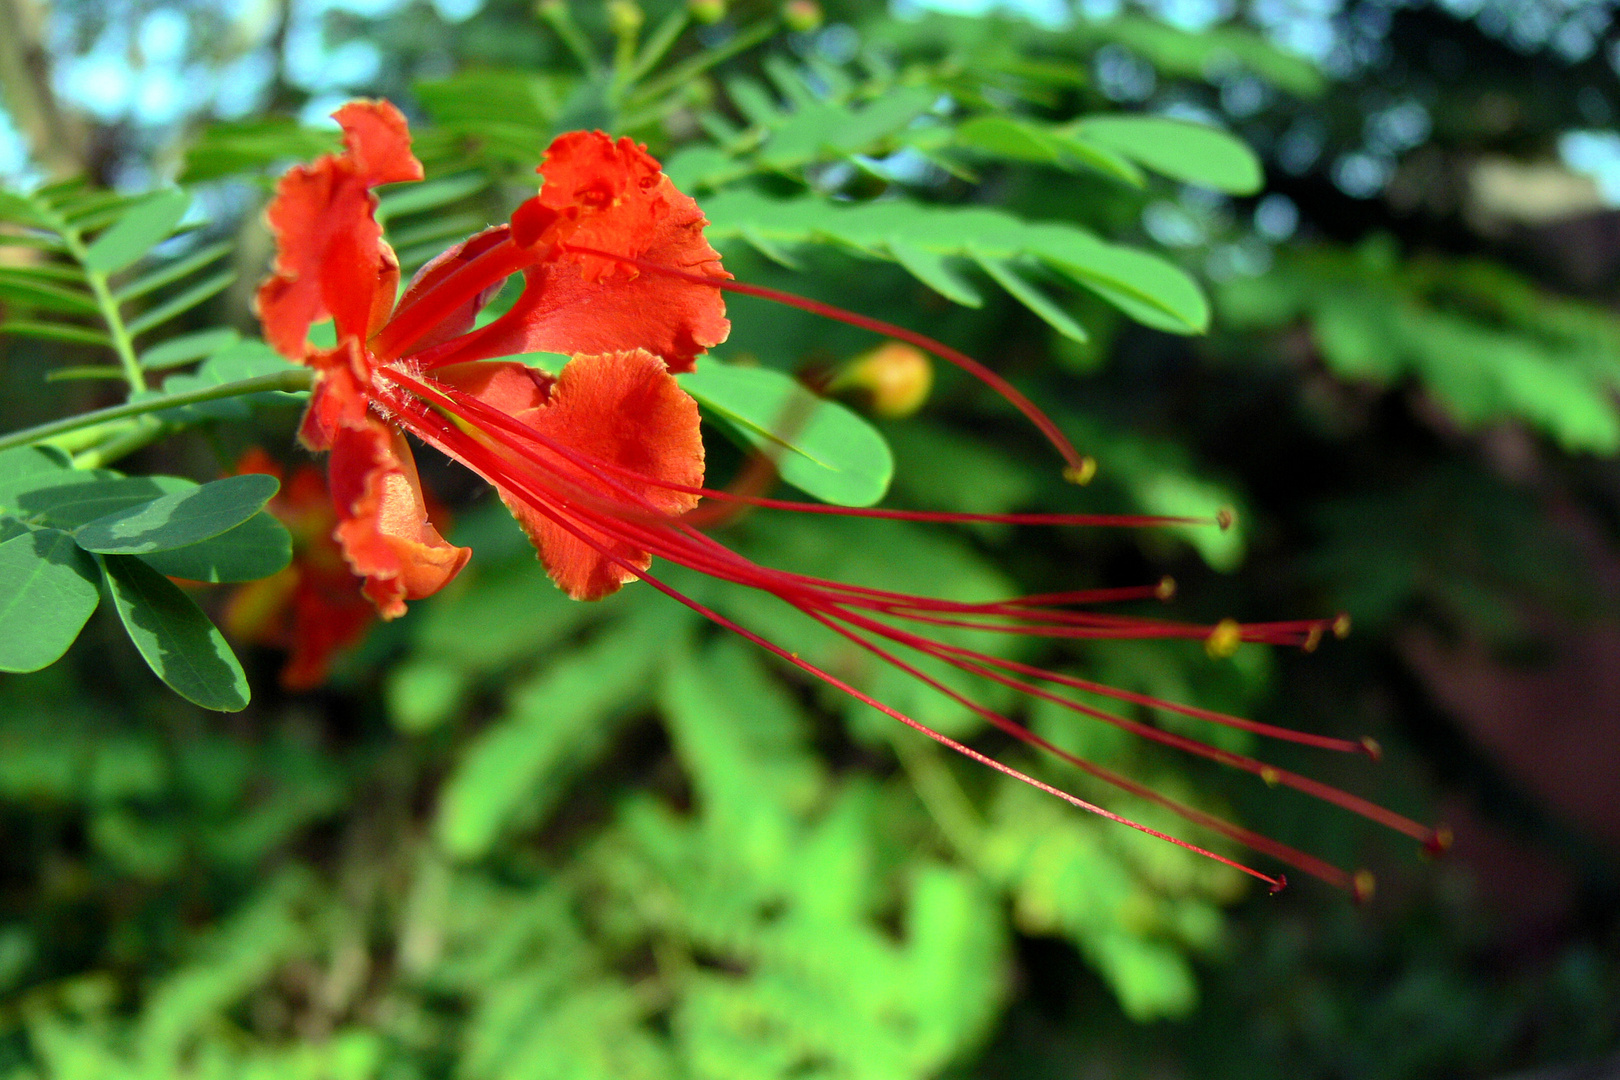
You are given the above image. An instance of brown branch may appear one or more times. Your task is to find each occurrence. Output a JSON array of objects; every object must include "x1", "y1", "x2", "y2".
[{"x1": 0, "y1": 0, "x2": 87, "y2": 177}]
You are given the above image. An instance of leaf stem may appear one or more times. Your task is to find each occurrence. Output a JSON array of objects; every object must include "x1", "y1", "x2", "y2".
[
  {"x1": 59, "y1": 228, "x2": 146, "y2": 394},
  {"x1": 0, "y1": 368, "x2": 312, "y2": 454},
  {"x1": 622, "y1": 8, "x2": 688, "y2": 92},
  {"x1": 624, "y1": 18, "x2": 778, "y2": 109},
  {"x1": 71, "y1": 418, "x2": 166, "y2": 469},
  {"x1": 539, "y1": 2, "x2": 603, "y2": 78}
]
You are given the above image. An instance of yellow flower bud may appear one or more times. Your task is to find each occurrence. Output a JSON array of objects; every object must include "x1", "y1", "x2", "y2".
[
  {"x1": 836, "y1": 341, "x2": 933, "y2": 418},
  {"x1": 688, "y1": 0, "x2": 726, "y2": 23},
  {"x1": 608, "y1": 0, "x2": 644, "y2": 35}
]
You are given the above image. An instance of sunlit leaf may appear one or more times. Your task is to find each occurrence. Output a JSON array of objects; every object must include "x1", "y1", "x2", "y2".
[
  {"x1": 83, "y1": 189, "x2": 191, "y2": 274},
  {"x1": 1075, "y1": 116, "x2": 1263, "y2": 195},
  {"x1": 136, "y1": 511, "x2": 293, "y2": 583},
  {"x1": 679, "y1": 361, "x2": 894, "y2": 507},
  {"x1": 73, "y1": 473, "x2": 279, "y2": 555}
]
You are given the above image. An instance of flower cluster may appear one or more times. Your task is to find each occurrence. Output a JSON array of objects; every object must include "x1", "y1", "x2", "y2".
[{"x1": 257, "y1": 100, "x2": 1444, "y2": 894}]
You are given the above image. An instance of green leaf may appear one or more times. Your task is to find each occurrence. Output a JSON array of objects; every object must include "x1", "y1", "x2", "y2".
[
  {"x1": 701, "y1": 192, "x2": 1209, "y2": 334},
  {"x1": 1047, "y1": 133, "x2": 1148, "y2": 186},
  {"x1": 12, "y1": 475, "x2": 193, "y2": 529},
  {"x1": 136, "y1": 511, "x2": 293, "y2": 583},
  {"x1": 887, "y1": 243, "x2": 983, "y2": 307},
  {"x1": 678, "y1": 361, "x2": 894, "y2": 507},
  {"x1": 0, "y1": 274, "x2": 98, "y2": 314},
  {"x1": 152, "y1": 338, "x2": 305, "y2": 421},
  {"x1": 125, "y1": 269, "x2": 236, "y2": 337},
  {"x1": 971, "y1": 253, "x2": 1089, "y2": 341},
  {"x1": 376, "y1": 172, "x2": 488, "y2": 222},
  {"x1": 0, "y1": 319, "x2": 113, "y2": 348},
  {"x1": 954, "y1": 116, "x2": 1064, "y2": 163},
  {"x1": 180, "y1": 118, "x2": 343, "y2": 183},
  {"x1": 1075, "y1": 116, "x2": 1263, "y2": 195},
  {"x1": 73, "y1": 473, "x2": 279, "y2": 555},
  {"x1": 0, "y1": 528, "x2": 101, "y2": 673},
  {"x1": 83, "y1": 189, "x2": 191, "y2": 274},
  {"x1": 0, "y1": 190, "x2": 49, "y2": 227},
  {"x1": 139, "y1": 327, "x2": 242, "y2": 370},
  {"x1": 0, "y1": 444, "x2": 75, "y2": 509},
  {"x1": 99, "y1": 553, "x2": 249, "y2": 711},
  {"x1": 114, "y1": 240, "x2": 231, "y2": 303},
  {"x1": 434, "y1": 604, "x2": 673, "y2": 858}
]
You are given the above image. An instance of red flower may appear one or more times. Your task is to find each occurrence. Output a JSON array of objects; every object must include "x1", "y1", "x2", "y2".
[
  {"x1": 223, "y1": 449, "x2": 378, "y2": 690},
  {"x1": 257, "y1": 100, "x2": 1444, "y2": 894},
  {"x1": 256, "y1": 100, "x2": 728, "y2": 612}
]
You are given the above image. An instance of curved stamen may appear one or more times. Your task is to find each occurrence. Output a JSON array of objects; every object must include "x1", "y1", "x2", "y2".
[
  {"x1": 380, "y1": 387, "x2": 1292, "y2": 891},
  {"x1": 557, "y1": 245, "x2": 1092, "y2": 475},
  {"x1": 371, "y1": 371, "x2": 1445, "y2": 889}
]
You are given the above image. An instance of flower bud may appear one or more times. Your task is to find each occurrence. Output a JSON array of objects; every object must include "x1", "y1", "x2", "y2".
[
  {"x1": 608, "y1": 0, "x2": 644, "y2": 35},
  {"x1": 688, "y1": 0, "x2": 727, "y2": 23},
  {"x1": 836, "y1": 341, "x2": 932, "y2": 418},
  {"x1": 782, "y1": 0, "x2": 822, "y2": 31}
]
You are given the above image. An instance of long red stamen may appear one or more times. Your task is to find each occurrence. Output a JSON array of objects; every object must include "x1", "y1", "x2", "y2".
[
  {"x1": 558, "y1": 245, "x2": 1092, "y2": 477},
  {"x1": 368, "y1": 369, "x2": 1452, "y2": 891},
  {"x1": 378, "y1": 386, "x2": 1291, "y2": 891}
]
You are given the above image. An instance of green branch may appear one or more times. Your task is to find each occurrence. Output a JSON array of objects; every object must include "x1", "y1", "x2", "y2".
[{"x1": 0, "y1": 368, "x2": 313, "y2": 454}]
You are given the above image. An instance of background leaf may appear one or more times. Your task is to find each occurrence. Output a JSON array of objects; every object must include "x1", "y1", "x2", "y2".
[{"x1": 83, "y1": 189, "x2": 191, "y2": 274}]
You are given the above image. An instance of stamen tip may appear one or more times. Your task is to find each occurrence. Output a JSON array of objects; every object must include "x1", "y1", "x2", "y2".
[
  {"x1": 1268, "y1": 873, "x2": 1288, "y2": 895},
  {"x1": 1303, "y1": 625, "x2": 1324, "y2": 652},
  {"x1": 1215, "y1": 506, "x2": 1236, "y2": 531},
  {"x1": 1352, "y1": 869, "x2": 1376, "y2": 904},
  {"x1": 1205, "y1": 618, "x2": 1242, "y2": 659},
  {"x1": 1333, "y1": 612, "x2": 1352, "y2": 639},
  {"x1": 1063, "y1": 458, "x2": 1097, "y2": 486},
  {"x1": 1258, "y1": 765, "x2": 1281, "y2": 787},
  {"x1": 1424, "y1": 825, "x2": 1454, "y2": 857},
  {"x1": 1156, "y1": 575, "x2": 1177, "y2": 601},
  {"x1": 1359, "y1": 736, "x2": 1383, "y2": 761}
]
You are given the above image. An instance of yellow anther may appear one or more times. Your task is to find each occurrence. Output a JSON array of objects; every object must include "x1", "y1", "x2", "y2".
[
  {"x1": 1333, "y1": 613, "x2": 1352, "y2": 639},
  {"x1": 1259, "y1": 766, "x2": 1280, "y2": 787},
  {"x1": 1215, "y1": 507, "x2": 1236, "y2": 531},
  {"x1": 1155, "y1": 576, "x2": 1176, "y2": 601},
  {"x1": 1352, "y1": 869, "x2": 1377, "y2": 904},
  {"x1": 1205, "y1": 618, "x2": 1242, "y2": 659},
  {"x1": 1062, "y1": 457, "x2": 1097, "y2": 486}
]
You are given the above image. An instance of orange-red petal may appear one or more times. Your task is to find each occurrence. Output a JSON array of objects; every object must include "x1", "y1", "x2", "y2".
[
  {"x1": 468, "y1": 132, "x2": 729, "y2": 373},
  {"x1": 256, "y1": 100, "x2": 422, "y2": 359},
  {"x1": 434, "y1": 351, "x2": 704, "y2": 600},
  {"x1": 329, "y1": 420, "x2": 470, "y2": 619}
]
